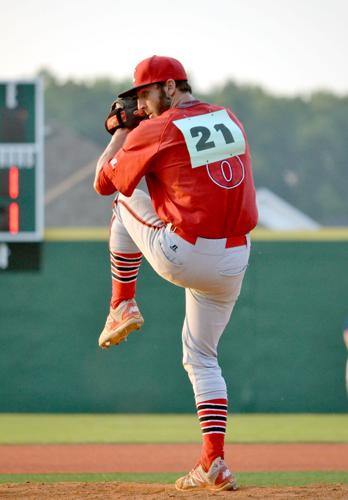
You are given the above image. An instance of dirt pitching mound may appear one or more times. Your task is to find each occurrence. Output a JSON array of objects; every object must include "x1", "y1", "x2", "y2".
[{"x1": 0, "y1": 482, "x2": 347, "y2": 499}]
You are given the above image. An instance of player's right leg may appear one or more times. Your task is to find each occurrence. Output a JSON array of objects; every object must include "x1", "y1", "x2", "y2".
[
  {"x1": 175, "y1": 456, "x2": 237, "y2": 491},
  {"x1": 177, "y1": 239, "x2": 249, "y2": 491},
  {"x1": 181, "y1": 277, "x2": 244, "y2": 473},
  {"x1": 176, "y1": 281, "x2": 243, "y2": 491}
]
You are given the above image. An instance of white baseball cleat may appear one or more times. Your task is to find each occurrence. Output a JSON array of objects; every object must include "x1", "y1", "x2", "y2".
[
  {"x1": 98, "y1": 299, "x2": 144, "y2": 349},
  {"x1": 175, "y1": 457, "x2": 237, "y2": 492}
]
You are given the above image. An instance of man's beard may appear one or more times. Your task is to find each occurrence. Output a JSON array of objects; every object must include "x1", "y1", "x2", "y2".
[{"x1": 157, "y1": 87, "x2": 172, "y2": 115}]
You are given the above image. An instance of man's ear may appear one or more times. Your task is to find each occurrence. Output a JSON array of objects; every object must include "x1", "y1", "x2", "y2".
[{"x1": 164, "y1": 79, "x2": 176, "y2": 97}]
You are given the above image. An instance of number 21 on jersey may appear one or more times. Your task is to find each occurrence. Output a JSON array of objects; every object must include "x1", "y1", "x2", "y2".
[{"x1": 173, "y1": 109, "x2": 246, "y2": 189}]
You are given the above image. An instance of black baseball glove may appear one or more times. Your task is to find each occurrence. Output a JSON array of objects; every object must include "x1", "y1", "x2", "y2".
[{"x1": 104, "y1": 96, "x2": 147, "y2": 135}]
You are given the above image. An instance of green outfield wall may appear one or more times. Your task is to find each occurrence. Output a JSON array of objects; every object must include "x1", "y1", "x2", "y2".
[{"x1": 0, "y1": 230, "x2": 347, "y2": 413}]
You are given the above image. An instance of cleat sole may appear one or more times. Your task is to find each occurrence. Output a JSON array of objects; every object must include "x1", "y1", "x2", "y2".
[{"x1": 100, "y1": 317, "x2": 144, "y2": 349}]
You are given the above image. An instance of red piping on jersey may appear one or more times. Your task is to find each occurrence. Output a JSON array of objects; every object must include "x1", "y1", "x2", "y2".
[{"x1": 118, "y1": 199, "x2": 166, "y2": 231}]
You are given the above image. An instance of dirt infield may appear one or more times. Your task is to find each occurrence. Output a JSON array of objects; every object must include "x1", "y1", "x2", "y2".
[
  {"x1": 1, "y1": 444, "x2": 347, "y2": 499},
  {"x1": 0, "y1": 482, "x2": 348, "y2": 499},
  {"x1": 0, "y1": 443, "x2": 347, "y2": 474}
]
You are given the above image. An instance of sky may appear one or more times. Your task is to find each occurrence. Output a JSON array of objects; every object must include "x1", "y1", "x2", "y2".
[{"x1": 1, "y1": 0, "x2": 347, "y2": 96}]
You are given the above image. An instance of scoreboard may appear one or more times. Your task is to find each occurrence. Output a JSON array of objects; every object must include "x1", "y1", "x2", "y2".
[{"x1": 0, "y1": 80, "x2": 44, "y2": 242}]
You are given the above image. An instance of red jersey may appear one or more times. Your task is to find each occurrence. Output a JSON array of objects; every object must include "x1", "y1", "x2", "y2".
[{"x1": 97, "y1": 101, "x2": 258, "y2": 238}]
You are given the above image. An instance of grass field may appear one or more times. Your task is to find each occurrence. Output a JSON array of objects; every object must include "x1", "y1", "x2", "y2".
[
  {"x1": 1, "y1": 413, "x2": 347, "y2": 488},
  {"x1": 0, "y1": 472, "x2": 347, "y2": 486},
  {"x1": 1, "y1": 413, "x2": 347, "y2": 444}
]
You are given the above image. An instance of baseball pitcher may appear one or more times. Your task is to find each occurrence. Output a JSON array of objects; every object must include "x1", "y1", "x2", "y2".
[{"x1": 94, "y1": 55, "x2": 258, "y2": 492}]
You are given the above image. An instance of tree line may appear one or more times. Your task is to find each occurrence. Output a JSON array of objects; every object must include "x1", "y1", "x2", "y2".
[{"x1": 41, "y1": 70, "x2": 348, "y2": 226}]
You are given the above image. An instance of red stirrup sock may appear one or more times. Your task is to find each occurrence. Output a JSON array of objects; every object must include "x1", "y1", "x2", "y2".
[
  {"x1": 109, "y1": 251, "x2": 142, "y2": 309},
  {"x1": 197, "y1": 398, "x2": 228, "y2": 471}
]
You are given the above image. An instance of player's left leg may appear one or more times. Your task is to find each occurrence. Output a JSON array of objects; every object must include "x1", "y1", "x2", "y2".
[
  {"x1": 109, "y1": 212, "x2": 143, "y2": 310},
  {"x1": 98, "y1": 210, "x2": 145, "y2": 348},
  {"x1": 99, "y1": 188, "x2": 191, "y2": 348},
  {"x1": 114, "y1": 189, "x2": 193, "y2": 284}
]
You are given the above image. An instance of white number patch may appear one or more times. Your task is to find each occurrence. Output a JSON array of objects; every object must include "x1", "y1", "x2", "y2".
[{"x1": 173, "y1": 109, "x2": 246, "y2": 168}]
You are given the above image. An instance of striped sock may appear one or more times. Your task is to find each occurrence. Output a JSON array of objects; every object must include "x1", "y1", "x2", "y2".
[
  {"x1": 110, "y1": 251, "x2": 142, "y2": 309},
  {"x1": 197, "y1": 398, "x2": 228, "y2": 471}
]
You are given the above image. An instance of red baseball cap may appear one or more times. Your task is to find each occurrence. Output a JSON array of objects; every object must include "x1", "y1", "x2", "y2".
[{"x1": 118, "y1": 55, "x2": 188, "y2": 98}]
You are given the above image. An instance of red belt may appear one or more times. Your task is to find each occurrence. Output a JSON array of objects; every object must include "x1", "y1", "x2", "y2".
[{"x1": 172, "y1": 227, "x2": 247, "y2": 248}]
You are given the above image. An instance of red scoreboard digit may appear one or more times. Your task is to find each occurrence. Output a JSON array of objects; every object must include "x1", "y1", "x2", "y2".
[
  {"x1": 0, "y1": 166, "x2": 20, "y2": 233},
  {"x1": 0, "y1": 80, "x2": 44, "y2": 243}
]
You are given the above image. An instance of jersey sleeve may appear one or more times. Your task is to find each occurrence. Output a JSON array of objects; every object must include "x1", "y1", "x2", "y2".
[
  {"x1": 95, "y1": 166, "x2": 117, "y2": 195},
  {"x1": 102, "y1": 121, "x2": 161, "y2": 197}
]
